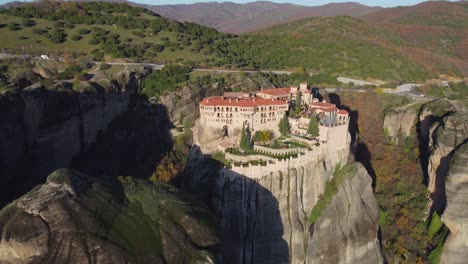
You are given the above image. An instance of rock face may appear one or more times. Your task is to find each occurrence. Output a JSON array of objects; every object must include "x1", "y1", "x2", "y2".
[
  {"x1": 0, "y1": 169, "x2": 218, "y2": 264},
  {"x1": 307, "y1": 163, "x2": 382, "y2": 264},
  {"x1": 383, "y1": 107, "x2": 417, "y2": 144},
  {"x1": 184, "y1": 146, "x2": 382, "y2": 263},
  {"x1": 0, "y1": 76, "x2": 139, "y2": 206},
  {"x1": 440, "y1": 143, "x2": 468, "y2": 264}
]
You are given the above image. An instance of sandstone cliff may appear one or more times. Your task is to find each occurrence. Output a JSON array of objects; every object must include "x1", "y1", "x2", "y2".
[
  {"x1": 0, "y1": 169, "x2": 218, "y2": 264},
  {"x1": 183, "y1": 145, "x2": 382, "y2": 263},
  {"x1": 440, "y1": 143, "x2": 468, "y2": 264},
  {"x1": 0, "y1": 72, "x2": 142, "y2": 206},
  {"x1": 383, "y1": 98, "x2": 468, "y2": 262},
  {"x1": 383, "y1": 106, "x2": 418, "y2": 144},
  {"x1": 307, "y1": 163, "x2": 382, "y2": 264}
]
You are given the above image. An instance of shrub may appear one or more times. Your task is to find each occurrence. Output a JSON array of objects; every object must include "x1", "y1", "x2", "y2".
[
  {"x1": 57, "y1": 65, "x2": 83, "y2": 80},
  {"x1": 21, "y1": 18, "x2": 35, "y2": 27},
  {"x1": 75, "y1": 72, "x2": 90, "y2": 81},
  {"x1": 32, "y1": 28, "x2": 47, "y2": 35},
  {"x1": 253, "y1": 130, "x2": 274, "y2": 143},
  {"x1": 49, "y1": 28, "x2": 66, "y2": 43},
  {"x1": 428, "y1": 212, "x2": 443, "y2": 240},
  {"x1": 64, "y1": 22, "x2": 75, "y2": 29},
  {"x1": 7, "y1": 23, "x2": 20, "y2": 31},
  {"x1": 71, "y1": 35, "x2": 82, "y2": 41},
  {"x1": 99, "y1": 63, "x2": 111, "y2": 70},
  {"x1": 78, "y1": 28, "x2": 91, "y2": 35},
  {"x1": 53, "y1": 21, "x2": 64, "y2": 28}
]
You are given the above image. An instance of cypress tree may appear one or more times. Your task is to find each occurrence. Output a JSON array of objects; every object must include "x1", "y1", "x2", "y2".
[
  {"x1": 295, "y1": 92, "x2": 301, "y2": 106},
  {"x1": 279, "y1": 114, "x2": 290, "y2": 136},
  {"x1": 240, "y1": 123, "x2": 250, "y2": 151},
  {"x1": 307, "y1": 116, "x2": 319, "y2": 137}
]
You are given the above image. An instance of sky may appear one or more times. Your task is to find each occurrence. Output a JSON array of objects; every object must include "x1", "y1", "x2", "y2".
[{"x1": 0, "y1": 0, "x2": 457, "y2": 8}]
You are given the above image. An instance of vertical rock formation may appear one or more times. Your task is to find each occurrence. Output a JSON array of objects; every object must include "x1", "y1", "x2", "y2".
[
  {"x1": 440, "y1": 143, "x2": 468, "y2": 264},
  {"x1": 184, "y1": 145, "x2": 382, "y2": 263},
  {"x1": 306, "y1": 163, "x2": 382, "y2": 264},
  {"x1": 0, "y1": 74, "x2": 140, "y2": 206},
  {"x1": 384, "y1": 99, "x2": 468, "y2": 262},
  {"x1": 383, "y1": 107, "x2": 417, "y2": 144}
]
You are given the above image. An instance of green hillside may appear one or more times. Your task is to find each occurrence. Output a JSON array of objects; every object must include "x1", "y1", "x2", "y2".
[
  {"x1": 0, "y1": 1, "x2": 466, "y2": 82},
  {"x1": 213, "y1": 16, "x2": 434, "y2": 81},
  {"x1": 0, "y1": 1, "x2": 233, "y2": 63}
]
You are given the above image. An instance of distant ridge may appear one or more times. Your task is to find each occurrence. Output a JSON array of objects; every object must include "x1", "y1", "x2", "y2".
[
  {"x1": 139, "y1": 1, "x2": 382, "y2": 34},
  {"x1": 0, "y1": 1, "x2": 380, "y2": 34}
]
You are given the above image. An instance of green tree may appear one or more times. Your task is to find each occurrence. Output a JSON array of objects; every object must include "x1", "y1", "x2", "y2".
[
  {"x1": 21, "y1": 18, "x2": 35, "y2": 27},
  {"x1": 253, "y1": 130, "x2": 273, "y2": 143},
  {"x1": 295, "y1": 92, "x2": 301, "y2": 106},
  {"x1": 49, "y1": 28, "x2": 66, "y2": 44},
  {"x1": 239, "y1": 123, "x2": 251, "y2": 151},
  {"x1": 279, "y1": 114, "x2": 290, "y2": 136},
  {"x1": 307, "y1": 116, "x2": 319, "y2": 137}
]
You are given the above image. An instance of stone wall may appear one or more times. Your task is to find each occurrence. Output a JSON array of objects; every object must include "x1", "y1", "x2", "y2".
[
  {"x1": 225, "y1": 152, "x2": 276, "y2": 163},
  {"x1": 253, "y1": 145, "x2": 307, "y2": 156},
  {"x1": 231, "y1": 129, "x2": 351, "y2": 179}
]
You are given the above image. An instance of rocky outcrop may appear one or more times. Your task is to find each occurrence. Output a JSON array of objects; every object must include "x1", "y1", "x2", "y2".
[
  {"x1": 0, "y1": 169, "x2": 218, "y2": 264},
  {"x1": 417, "y1": 101, "x2": 467, "y2": 212},
  {"x1": 440, "y1": 143, "x2": 468, "y2": 264},
  {"x1": 0, "y1": 73, "x2": 141, "y2": 206},
  {"x1": 383, "y1": 106, "x2": 417, "y2": 144},
  {"x1": 184, "y1": 145, "x2": 382, "y2": 263},
  {"x1": 307, "y1": 163, "x2": 382, "y2": 264},
  {"x1": 407, "y1": 99, "x2": 468, "y2": 262}
]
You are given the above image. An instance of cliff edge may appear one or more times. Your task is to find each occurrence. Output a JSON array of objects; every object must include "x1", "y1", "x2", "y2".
[{"x1": 0, "y1": 169, "x2": 218, "y2": 264}]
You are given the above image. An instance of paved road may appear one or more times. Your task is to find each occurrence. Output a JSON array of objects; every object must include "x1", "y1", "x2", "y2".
[
  {"x1": 0, "y1": 53, "x2": 309, "y2": 75},
  {"x1": 337, "y1": 77, "x2": 378, "y2": 86}
]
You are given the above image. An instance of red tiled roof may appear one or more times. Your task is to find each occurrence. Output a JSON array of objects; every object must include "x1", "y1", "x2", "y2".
[
  {"x1": 257, "y1": 88, "x2": 291, "y2": 96},
  {"x1": 323, "y1": 107, "x2": 338, "y2": 112},
  {"x1": 310, "y1": 102, "x2": 336, "y2": 108},
  {"x1": 337, "y1": 109, "x2": 349, "y2": 115},
  {"x1": 200, "y1": 96, "x2": 288, "y2": 107}
]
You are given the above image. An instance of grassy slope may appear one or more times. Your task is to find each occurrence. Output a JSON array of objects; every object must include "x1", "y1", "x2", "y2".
[
  {"x1": 0, "y1": 2, "x2": 228, "y2": 64},
  {"x1": 0, "y1": 13, "x2": 213, "y2": 63}
]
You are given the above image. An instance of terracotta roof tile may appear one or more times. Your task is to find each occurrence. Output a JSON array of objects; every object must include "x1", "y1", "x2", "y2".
[
  {"x1": 310, "y1": 102, "x2": 336, "y2": 108},
  {"x1": 200, "y1": 96, "x2": 288, "y2": 107},
  {"x1": 257, "y1": 88, "x2": 291, "y2": 96},
  {"x1": 337, "y1": 109, "x2": 349, "y2": 115}
]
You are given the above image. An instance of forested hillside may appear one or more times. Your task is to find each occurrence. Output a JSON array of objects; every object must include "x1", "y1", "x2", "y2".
[
  {"x1": 0, "y1": 1, "x2": 466, "y2": 82},
  {"x1": 0, "y1": 1, "x2": 233, "y2": 63}
]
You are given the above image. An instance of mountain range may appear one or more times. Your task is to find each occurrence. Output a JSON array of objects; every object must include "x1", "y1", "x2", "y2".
[{"x1": 147, "y1": 1, "x2": 382, "y2": 34}]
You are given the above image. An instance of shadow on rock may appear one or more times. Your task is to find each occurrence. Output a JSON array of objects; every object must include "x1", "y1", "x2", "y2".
[
  {"x1": 177, "y1": 145, "x2": 290, "y2": 264},
  {"x1": 74, "y1": 95, "x2": 173, "y2": 179}
]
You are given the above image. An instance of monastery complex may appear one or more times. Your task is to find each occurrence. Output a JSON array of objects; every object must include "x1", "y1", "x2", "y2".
[{"x1": 197, "y1": 82, "x2": 351, "y2": 179}]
